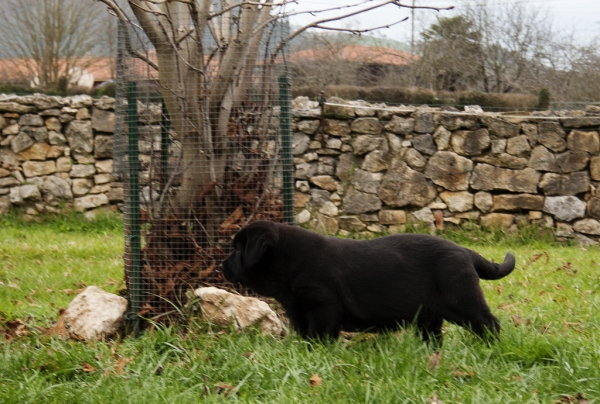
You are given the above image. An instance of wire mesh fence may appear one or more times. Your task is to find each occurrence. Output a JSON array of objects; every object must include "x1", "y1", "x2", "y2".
[{"x1": 114, "y1": 4, "x2": 293, "y2": 326}]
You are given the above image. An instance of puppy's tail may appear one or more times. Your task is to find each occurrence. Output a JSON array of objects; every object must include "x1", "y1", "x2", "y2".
[{"x1": 470, "y1": 251, "x2": 515, "y2": 280}]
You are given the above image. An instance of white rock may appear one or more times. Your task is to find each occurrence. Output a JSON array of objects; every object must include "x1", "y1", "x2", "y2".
[
  {"x1": 63, "y1": 286, "x2": 127, "y2": 340},
  {"x1": 296, "y1": 209, "x2": 311, "y2": 224},
  {"x1": 194, "y1": 287, "x2": 286, "y2": 336}
]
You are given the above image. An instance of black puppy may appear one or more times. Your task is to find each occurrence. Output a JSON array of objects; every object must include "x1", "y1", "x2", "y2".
[{"x1": 222, "y1": 221, "x2": 515, "y2": 344}]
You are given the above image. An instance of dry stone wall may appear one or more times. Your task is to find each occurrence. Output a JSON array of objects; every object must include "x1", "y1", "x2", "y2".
[
  {"x1": 3, "y1": 93, "x2": 600, "y2": 245},
  {"x1": 291, "y1": 97, "x2": 600, "y2": 245},
  {"x1": 0, "y1": 94, "x2": 121, "y2": 217}
]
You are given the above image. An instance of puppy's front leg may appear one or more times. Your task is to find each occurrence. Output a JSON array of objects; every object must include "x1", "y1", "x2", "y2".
[{"x1": 305, "y1": 305, "x2": 342, "y2": 340}]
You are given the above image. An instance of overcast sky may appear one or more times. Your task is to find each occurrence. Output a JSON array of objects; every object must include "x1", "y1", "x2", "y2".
[{"x1": 286, "y1": 0, "x2": 600, "y2": 44}]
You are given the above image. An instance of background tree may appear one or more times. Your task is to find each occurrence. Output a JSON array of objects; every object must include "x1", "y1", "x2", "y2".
[
  {"x1": 0, "y1": 0, "x2": 115, "y2": 91},
  {"x1": 417, "y1": 15, "x2": 483, "y2": 91},
  {"x1": 97, "y1": 0, "x2": 450, "y2": 239}
]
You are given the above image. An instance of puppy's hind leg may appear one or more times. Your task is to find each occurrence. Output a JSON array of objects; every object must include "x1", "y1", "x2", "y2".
[
  {"x1": 417, "y1": 317, "x2": 444, "y2": 347},
  {"x1": 304, "y1": 304, "x2": 342, "y2": 341},
  {"x1": 441, "y1": 275, "x2": 501, "y2": 342}
]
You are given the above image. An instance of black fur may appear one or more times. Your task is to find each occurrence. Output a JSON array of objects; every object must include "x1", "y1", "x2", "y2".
[{"x1": 222, "y1": 221, "x2": 515, "y2": 344}]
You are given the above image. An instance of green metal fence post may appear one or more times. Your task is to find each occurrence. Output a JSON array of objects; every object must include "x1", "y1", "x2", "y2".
[
  {"x1": 126, "y1": 82, "x2": 142, "y2": 336},
  {"x1": 279, "y1": 75, "x2": 294, "y2": 225},
  {"x1": 160, "y1": 100, "x2": 170, "y2": 188}
]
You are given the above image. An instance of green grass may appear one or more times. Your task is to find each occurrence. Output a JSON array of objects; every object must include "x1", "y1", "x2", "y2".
[
  {"x1": 1, "y1": 214, "x2": 600, "y2": 403},
  {"x1": 0, "y1": 211, "x2": 124, "y2": 325}
]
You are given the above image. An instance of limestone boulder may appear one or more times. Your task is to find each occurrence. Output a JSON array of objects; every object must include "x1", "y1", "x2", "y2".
[
  {"x1": 474, "y1": 191, "x2": 493, "y2": 213},
  {"x1": 480, "y1": 213, "x2": 515, "y2": 229},
  {"x1": 591, "y1": 156, "x2": 600, "y2": 181},
  {"x1": 538, "y1": 121, "x2": 566, "y2": 152},
  {"x1": 22, "y1": 161, "x2": 56, "y2": 177},
  {"x1": 350, "y1": 169, "x2": 383, "y2": 194},
  {"x1": 573, "y1": 219, "x2": 600, "y2": 235},
  {"x1": 492, "y1": 194, "x2": 544, "y2": 212},
  {"x1": 10, "y1": 133, "x2": 34, "y2": 154},
  {"x1": 94, "y1": 135, "x2": 114, "y2": 159},
  {"x1": 587, "y1": 197, "x2": 600, "y2": 219},
  {"x1": 433, "y1": 113, "x2": 478, "y2": 130},
  {"x1": 403, "y1": 148, "x2": 427, "y2": 170},
  {"x1": 379, "y1": 160, "x2": 436, "y2": 208},
  {"x1": 439, "y1": 191, "x2": 473, "y2": 213},
  {"x1": 74, "y1": 194, "x2": 109, "y2": 211},
  {"x1": 555, "y1": 151, "x2": 589, "y2": 173},
  {"x1": 561, "y1": 116, "x2": 600, "y2": 129},
  {"x1": 567, "y1": 130, "x2": 599, "y2": 153},
  {"x1": 543, "y1": 196, "x2": 586, "y2": 222},
  {"x1": 352, "y1": 135, "x2": 387, "y2": 155},
  {"x1": 413, "y1": 112, "x2": 435, "y2": 134},
  {"x1": 451, "y1": 129, "x2": 490, "y2": 156},
  {"x1": 63, "y1": 286, "x2": 128, "y2": 340},
  {"x1": 362, "y1": 150, "x2": 387, "y2": 172},
  {"x1": 413, "y1": 134, "x2": 437, "y2": 155},
  {"x1": 424, "y1": 151, "x2": 473, "y2": 191},
  {"x1": 194, "y1": 287, "x2": 286, "y2": 336},
  {"x1": 351, "y1": 118, "x2": 382, "y2": 135},
  {"x1": 338, "y1": 216, "x2": 367, "y2": 232},
  {"x1": 65, "y1": 120, "x2": 94, "y2": 156},
  {"x1": 292, "y1": 132, "x2": 310, "y2": 156},
  {"x1": 433, "y1": 126, "x2": 452, "y2": 151},
  {"x1": 539, "y1": 172, "x2": 589, "y2": 196},
  {"x1": 470, "y1": 164, "x2": 540, "y2": 193},
  {"x1": 335, "y1": 153, "x2": 355, "y2": 181},
  {"x1": 310, "y1": 175, "x2": 338, "y2": 191},
  {"x1": 384, "y1": 116, "x2": 414, "y2": 135},
  {"x1": 529, "y1": 146, "x2": 560, "y2": 172},
  {"x1": 506, "y1": 135, "x2": 531, "y2": 156},
  {"x1": 343, "y1": 188, "x2": 382, "y2": 214},
  {"x1": 41, "y1": 176, "x2": 73, "y2": 206},
  {"x1": 488, "y1": 120, "x2": 520, "y2": 138},
  {"x1": 323, "y1": 119, "x2": 351, "y2": 137},
  {"x1": 297, "y1": 120, "x2": 320, "y2": 135}
]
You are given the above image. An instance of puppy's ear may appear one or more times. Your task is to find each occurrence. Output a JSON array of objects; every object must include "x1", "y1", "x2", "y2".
[{"x1": 244, "y1": 226, "x2": 278, "y2": 267}]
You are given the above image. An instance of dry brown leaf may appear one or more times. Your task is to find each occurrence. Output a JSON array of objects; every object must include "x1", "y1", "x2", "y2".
[
  {"x1": 81, "y1": 363, "x2": 95, "y2": 373},
  {"x1": 115, "y1": 356, "x2": 129, "y2": 375},
  {"x1": 3, "y1": 319, "x2": 29, "y2": 341},
  {"x1": 496, "y1": 284, "x2": 503, "y2": 295},
  {"x1": 46, "y1": 309, "x2": 68, "y2": 338},
  {"x1": 309, "y1": 373, "x2": 322, "y2": 388},
  {"x1": 427, "y1": 351, "x2": 442, "y2": 371},
  {"x1": 511, "y1": 315, "x2": 531, "y2": 326},
  {"x1": 531, "y1": 251, "x2": 550, "y2": 263},
  {"x1": 214, "y1": 382, "x2": 234, "y2": 396}
]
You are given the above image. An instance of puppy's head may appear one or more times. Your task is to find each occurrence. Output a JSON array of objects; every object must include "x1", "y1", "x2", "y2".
[{"x1": 222, "y1": 221, "x2": 279, "y2": 286}]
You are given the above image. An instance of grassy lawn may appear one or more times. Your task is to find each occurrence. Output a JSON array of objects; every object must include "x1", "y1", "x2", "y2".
[{"x1": 1, "y1": 215, "x2": 599, "y2": 403}]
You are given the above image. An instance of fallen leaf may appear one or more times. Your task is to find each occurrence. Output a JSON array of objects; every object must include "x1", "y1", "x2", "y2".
[
  {"x1": 511, "y1": 315, "x2": 531, "y2": 326},
  {"x1": 8, "y1": 281, "x2": 20, "y2": 290},
  {"x1": 46, "y1": 309, "x2": 68, "y2": 338},
  {"x1": 309, "y1": 373, "x2": 322, "y2": 388},
  {"x1": 531, "y1": 251, "x2": 549, "y2": 263},
  {"x1": 25, "y1": 290, "x2": 37, "y2": 304},
  {"x1": 556, "y1": 393, "x2": 590, "y2": 404},
  {"x1": 81, "y1": 363, "x2": 95, "y2": 373},
  {"x1": 496, "y1": 284, "x2": 503, "y2": 295},
  {"x1": 115, "y1": 356, "x2": 129, "y2": 375},
  {"x1": 427, "y1": 351, "x2": 442, "y2": 371},
  {"x1": 214, "y1": 382, "x2": 234, "y2": 396},
  {"x1": 3, "y1": 319, "x2": 29, "y2": 340}
]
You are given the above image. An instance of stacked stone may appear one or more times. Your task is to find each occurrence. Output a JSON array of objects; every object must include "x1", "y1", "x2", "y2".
[
  {"x1": 292, "y1": 96, "x2": 600, "y2": 245},
  {"x1": 0, "y1": 94, "x2": 122, "y2": 217}
]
